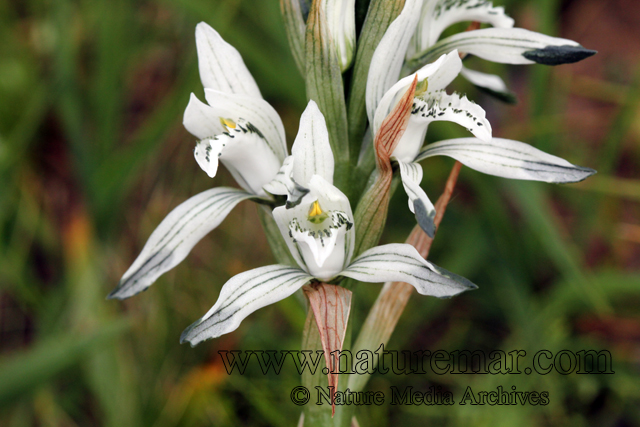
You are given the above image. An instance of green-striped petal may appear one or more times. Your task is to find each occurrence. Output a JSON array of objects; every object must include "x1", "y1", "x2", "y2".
[
  {"x1": 195, "y1": 22, "x2": 262, "y2": 97},
  {"x1": 291, "y1": 100, "x2": 335, "y2": 186},
  {"x1": 407, "y1": 27, "x2": 596, "y2": 71},
  {"x1": 415, "y1": 137, "x2": 596, "y2": 183},
  {"x1": 397, "y1": 161, "x2": 436, "y2": 237},
  {"x1": 409, "y1": 0, "x2": 514, "y2": 56},
  {"x1": 108, "y1": 188, "x2": 253, "y2": 300},
  {"x1": 341, "y1": 243, "x2": 477, "y2": 298},
  {"x1": 180, "y1": 265, "x2": 313, "y2": 346}
]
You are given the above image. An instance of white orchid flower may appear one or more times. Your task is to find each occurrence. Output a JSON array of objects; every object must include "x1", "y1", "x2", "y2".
[
  {"x1": 373, "y1": 51, "x2": 491, "y2": 236},
  {"x1": 404, "y1": 0, "x2": 595, "y2": 99},
  {"x1": 184, "y1": 22, "x2": 287, "y2": 196},
  {"x1": 180, "y1": 101, "x2": 478, "y2": 346},
  {"x1": 108, "y1": 23, "x2": 287, "y2": 300},
  {"x1": 372, "y1": 50, "x2": 595, "y2": 236},
  {"x1": 367, "y1": 0, "x2": 595, "y2": 115}
]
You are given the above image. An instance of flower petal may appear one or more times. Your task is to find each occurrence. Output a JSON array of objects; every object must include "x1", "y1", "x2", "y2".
[
  {"x1": 410, "y1": 0, "x2": 514, "y2": 56},
  {"x1": 412, "y1": 91, "x2": 492, "y2": 141},
  {"x1": 324, "y1": 0, "x2": 356, "y2": 71},
  {"x1": 460, "y1": 66, "x2": 517, "y2": 104},
  {"x1": 204, "y1": 88, "x2": 287, "y2": 162},
  {"x1": 415, "y1": 137, "x2": 597, "y2": 183},
  {"x1": 195, "y1": 22, "x2": 262, "y2": 97},
  {"x1": 397, "y1": 161, "x2": 436, "y2": 237},
  {"x1": 408, "y1": 27, "x2": 596, "y2": 70},
  {"x1": 291, "y1": 100, "x2": 335, "y2": 186},
  {"x1": 373, "y1": 50, "x2": 462, "y2": 137},
  {"x1": 180, "y1": 265, "x2": 313, "y2": 346},
  {"x1": 263, "y1": 156, "x2": 311, "y2": 207},
  {"x1": 108, "y1": 188, "x2": 253, "y2": 300},
  {"x1": 365, "y1": 0, "x2": 424, "y2": 126},
  {"x1": 183, "y1": 93, "x2": 225, "y2": 141},
  {"x1": 194, "y1": 137, "x2": 223, "y2": 178},
  {"x1": 341, "y1": 243, "x2": 477, "y2": 298}
]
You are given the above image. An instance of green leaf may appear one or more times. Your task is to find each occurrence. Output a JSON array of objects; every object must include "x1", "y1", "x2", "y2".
[{"x1": 0, "y1": 321, "x2": 129, "y2": 405}]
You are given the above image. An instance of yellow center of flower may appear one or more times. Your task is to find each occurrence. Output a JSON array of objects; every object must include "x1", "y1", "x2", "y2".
[
  {"x1": 415, "y1": 79, "x2": 429, "y2": 97},
  {"x1": 220, "y1": 118, "x2": 237, "y2": 129},
  {"x1": 308, "y1": 201, "x2": 329, "y2": 224}
]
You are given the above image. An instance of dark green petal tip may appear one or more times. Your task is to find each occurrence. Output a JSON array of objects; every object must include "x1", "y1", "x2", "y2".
[
  {"x1": 523, "y1": 45, "x2": 597, "y2": 66},
  {"x1": 414, "y1": 199, "x2": 436, "y2": 238}
]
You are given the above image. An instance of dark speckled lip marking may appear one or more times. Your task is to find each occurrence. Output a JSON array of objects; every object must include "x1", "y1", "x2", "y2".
[{"x1": 523, "y1": 45, "x2": 597, "y2": 66}]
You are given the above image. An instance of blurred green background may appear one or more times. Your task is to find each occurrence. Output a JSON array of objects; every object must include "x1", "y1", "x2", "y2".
[{"x1": 1, "y1": 0, "x2": 639, "y2": 425}]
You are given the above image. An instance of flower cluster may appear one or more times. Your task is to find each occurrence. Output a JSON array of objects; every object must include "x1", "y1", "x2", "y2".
[{"x1": 109, "y1": 0, "x2": 596, "y2": 350}]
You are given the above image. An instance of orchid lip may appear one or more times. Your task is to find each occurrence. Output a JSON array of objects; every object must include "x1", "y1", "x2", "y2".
[{"x1": 193, "y1": 117, "x2": 281, "y2": 195}]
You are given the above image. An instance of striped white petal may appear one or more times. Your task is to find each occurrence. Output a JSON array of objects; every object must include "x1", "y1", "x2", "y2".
[
  {"x1": 397, "y1": 161, "x2": 436, "y2": 237},
  {"x1": 324, "y1": 0, "x2": 356, "y2": 71},
  {"x1": 409, "y1": 27, "x2": 596, "y2": 68},
  {"x1": 291, "y1": 101, "x2": 335, "y2": 186},
  {"x1": 341, "y1": 243, "x2": 477, "y2": 298},
  {"x1": 410, "y1": 0, "x2": 514, "y2": 56},
  {"x1": 180, "y1": 265, "x2": 314, "y2": 346},
  {"x1": 273, "y1": 175, "x2": 355, "y2": 281},
  {"x1": 108, "y1": 188, "x2": 253, "y2": 300},
  {"x1": 365, "y1": 0, "x2": 425, "y2": 126},
  {"x1": 415, "y1": 137, "x2": 596, "y2": 183},
  {"x1": 460, "y1": 66, "x2": 517, "y2": 104},
  {"x1": 195, "y1": 22, "x2": 261, "y2": 97}
]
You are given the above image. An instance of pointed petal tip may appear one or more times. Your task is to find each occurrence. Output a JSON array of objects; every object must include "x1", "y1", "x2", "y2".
[
  {"x1": 564, "y1": 165, "x2": 597, "y2": 183},
  {"x1": 106, "y1": 279, "x2": 131, "y2": 300},
  {"x1": 195, "y1": 21, "x2": 215, "y2": 34},
  {"x1": 414, "y1": 199, "x2": 436, "y2": 238},
  {"x1": 306, "y1": 99, "x2": 320, "y2": 110},
  {"x1": 579, "y1": 166, "x2": 597, "y2": 180},
  {"x1": 179, "y1": 324, "x2": 197, "y2": 346},
  {"x1": 105, "y1": 289, "x2": 120, "y2": 300},
  {"x1": 523, "y1": 45, "x2": 597, "y2": 66}
]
